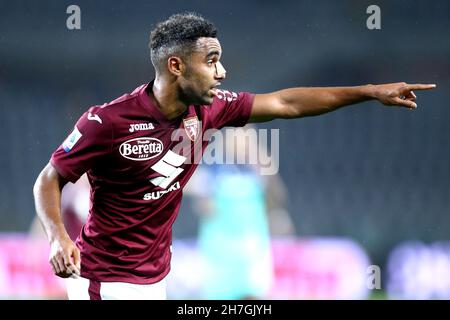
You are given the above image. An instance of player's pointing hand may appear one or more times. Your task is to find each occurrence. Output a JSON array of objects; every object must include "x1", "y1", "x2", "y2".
[{"x1": 372, "y1": 82, "x2": 436, "y2": 109}]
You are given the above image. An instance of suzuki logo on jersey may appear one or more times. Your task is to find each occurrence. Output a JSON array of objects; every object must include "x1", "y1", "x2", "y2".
[
  {"x1": 129, "y1": 122, "x2": 155, "y2": 133},
  {"x1": 62, "y1": 126, "x2": 82, "y2": 152},
  {"x1": 119, "y1": 137, "x2": 163, "y2": 161},
  {"x1": 143, "y1": 182, "x2": 181, "y2": 200},
  {"x1": 150, "y1": 150, "x2": 187, "y2": 189},
  {"x1": 183, "y1": 116, "x2": 199, "y2": 141}
]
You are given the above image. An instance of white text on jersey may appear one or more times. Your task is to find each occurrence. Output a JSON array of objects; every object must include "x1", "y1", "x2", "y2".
[
  {"x1": 129, "y1": 122, "x2": 155, "y2": 133},
  {"x1": 143, "y1": 182, "x2": 181, "y2": 200},
  {"x1": 120, "y1": 137, "x2": 164, "y2": 161}
]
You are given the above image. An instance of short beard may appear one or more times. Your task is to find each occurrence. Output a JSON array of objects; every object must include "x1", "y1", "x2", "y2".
[
  {"x1": 179, "y1": 65, "x2": 213, "y2": 105},
  {"x1": 179, "y1": 85, "x2": 212, "y2": 106}
]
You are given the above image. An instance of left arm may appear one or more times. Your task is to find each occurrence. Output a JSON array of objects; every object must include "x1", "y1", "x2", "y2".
[{"x1": 249, "y1": 82, "x2": 436, "y2": 123}]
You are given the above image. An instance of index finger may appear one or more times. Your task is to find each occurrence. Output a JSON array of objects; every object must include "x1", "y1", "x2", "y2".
[
  {"x1": 72, "y1": 248, "x2": 81, "y2": 273},
  {"x1": 62, "y1": 251, "x2": 80, "y2": 276},
  {"x1": 406, "y1": 84, "x2": 436, "y2": 91}
]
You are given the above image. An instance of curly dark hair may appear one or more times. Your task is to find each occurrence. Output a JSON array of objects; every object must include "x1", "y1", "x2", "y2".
[{"x1": 149, "y1": 12, "x2": 218, "y2": 73}]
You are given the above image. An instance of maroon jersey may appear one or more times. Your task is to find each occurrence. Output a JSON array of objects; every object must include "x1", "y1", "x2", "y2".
[{"x1": 51, "y1": 83, "x2": 254, "y2": 284}]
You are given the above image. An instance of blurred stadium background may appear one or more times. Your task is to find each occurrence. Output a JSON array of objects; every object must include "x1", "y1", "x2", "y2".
[{"x1": 0, "y1": 0, "x2": 449, "y2": 299}]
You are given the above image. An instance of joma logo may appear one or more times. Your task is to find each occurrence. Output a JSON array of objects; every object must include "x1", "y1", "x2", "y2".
[{"x1": 129, "y1": 122, "x2": 154, "y2": 133}]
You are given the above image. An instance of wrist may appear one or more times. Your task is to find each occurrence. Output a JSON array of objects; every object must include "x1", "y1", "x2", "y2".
[
  {"x1": 362, "y1": 84, "x2": 378, "y2": 99},
  {"x1": 48, "y1": 225, "x2": 71, "y2": 244}
]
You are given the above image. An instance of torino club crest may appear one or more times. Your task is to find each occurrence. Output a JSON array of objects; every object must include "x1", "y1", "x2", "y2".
[{"x1": 183, "y1": 116, "x2": 199, "y2": 141}]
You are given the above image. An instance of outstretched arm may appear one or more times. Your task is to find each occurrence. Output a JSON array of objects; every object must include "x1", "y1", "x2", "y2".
[
  {"x1": 33, "y1": 162, "x2": 81, "y2": 278},
  {"x1": 249, "y1": 82, "x2": 436, "y2": 123}
]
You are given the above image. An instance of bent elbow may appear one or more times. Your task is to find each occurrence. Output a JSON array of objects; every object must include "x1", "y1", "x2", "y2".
[
  {"x1": 33, "y1": 170, "x2": 45, "y2": 200},
  {"x1": 33, "y1": 162, "x2": 61, "y2": 198}
]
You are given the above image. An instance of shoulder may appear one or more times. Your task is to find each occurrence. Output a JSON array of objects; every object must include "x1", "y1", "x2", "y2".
[
  {"x1": 212, "y1": 89, "x2": 239, "y2": 103},
  {"x1": 211, "y1": 89, "x2": 254, "y2": 107},
  {"x1": 81, "y1": 84, "x2": 147, "y2": 124},
  {"x1": 202, "y1": 89, "x2": 254, "y2": 116},
  {"x1": 105, "y1": 83, "x2": 145, "y2": 108},
  {"x1": 200, "y1": 89, "x2": 249, "y2": 113},
  {"x1": 199, "y1": 89, "x2": 254, "y2": 129}
]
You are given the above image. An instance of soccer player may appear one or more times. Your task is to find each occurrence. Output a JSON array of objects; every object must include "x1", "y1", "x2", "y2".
[{"x1": 33, "y1": 12, "x2": 436, "y2": 300}]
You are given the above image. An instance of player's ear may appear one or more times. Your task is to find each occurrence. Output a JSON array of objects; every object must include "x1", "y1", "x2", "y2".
[{"x1": 167, "y1": 56, "x2": 184, "y2": 76}]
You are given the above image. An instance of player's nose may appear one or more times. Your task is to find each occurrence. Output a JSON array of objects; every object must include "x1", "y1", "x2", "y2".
[{"x1": 214, "y1": 61, "x2": 226, "y2": 79}]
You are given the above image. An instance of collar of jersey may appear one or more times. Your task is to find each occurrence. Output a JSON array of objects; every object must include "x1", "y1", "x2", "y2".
[{"x1": 138, "y1": 81, "x2": 188, "y2": 128}]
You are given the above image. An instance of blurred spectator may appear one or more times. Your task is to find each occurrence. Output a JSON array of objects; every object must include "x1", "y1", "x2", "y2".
[{"x1": 185, "y1": 125, "x2": 295, "y2": 299}]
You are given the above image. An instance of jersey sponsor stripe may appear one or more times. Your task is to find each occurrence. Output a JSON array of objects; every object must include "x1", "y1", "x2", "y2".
[
  {"x1": 151, "y1": 160, "x2": 178, "y2": 177},
  {"x1": 158, "y1": 168, "x2": 184, "y2": 189},
  {"x1": 162, "y1": 150, "x2": 187, "y2": 166}
]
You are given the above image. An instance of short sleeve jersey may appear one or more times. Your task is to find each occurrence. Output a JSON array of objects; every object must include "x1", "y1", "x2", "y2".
[{"x1": 51, "y1": 82, "x2": 254, "y2": 284}]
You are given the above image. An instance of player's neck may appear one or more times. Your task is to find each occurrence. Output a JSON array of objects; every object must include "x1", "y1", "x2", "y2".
[{"x1": 150, "y1": 77, "x2": 188, "y2": 120}]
